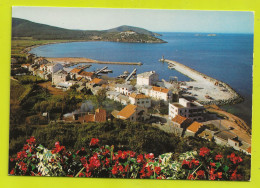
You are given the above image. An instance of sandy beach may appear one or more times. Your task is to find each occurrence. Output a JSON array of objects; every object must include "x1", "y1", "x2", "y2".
[{"x1": 46, "y1": 57, "x2": 142, "y2": 65}]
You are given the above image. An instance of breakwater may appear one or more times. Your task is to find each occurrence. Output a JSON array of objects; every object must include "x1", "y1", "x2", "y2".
[{"x1": 162, "y1": 59, "x2": 244, "y2": 106}]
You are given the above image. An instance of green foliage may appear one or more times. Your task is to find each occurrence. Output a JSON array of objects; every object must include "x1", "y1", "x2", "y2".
[{"x1": 14, "y1": 75, "x2": 46, "y2": 84}]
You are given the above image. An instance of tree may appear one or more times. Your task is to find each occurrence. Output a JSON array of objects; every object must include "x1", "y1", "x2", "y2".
[{"x1": 96, "y1": 88, "x2": 107, "y2": 107}]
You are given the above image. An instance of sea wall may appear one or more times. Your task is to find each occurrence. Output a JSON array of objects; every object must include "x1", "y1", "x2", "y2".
[{"x1": 163, "y1": 59, "x2": 244, "y2": 106}]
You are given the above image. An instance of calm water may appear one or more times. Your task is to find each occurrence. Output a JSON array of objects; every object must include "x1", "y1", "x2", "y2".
[{"x1": 30, "y1": 32, "x2": 254, "y2": 125}]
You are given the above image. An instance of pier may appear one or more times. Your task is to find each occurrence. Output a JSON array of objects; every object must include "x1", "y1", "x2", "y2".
[
  {"x1": 161, "y1": 59, "x2": 243, "y2": 105},
  {"x1": 125, "y1": 68, "x2": 137, "y2": 81}
]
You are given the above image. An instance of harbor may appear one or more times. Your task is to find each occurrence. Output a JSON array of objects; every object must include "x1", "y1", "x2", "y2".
[{"x1": 161, "y1": 59, "x2": 243, "y2": 105}]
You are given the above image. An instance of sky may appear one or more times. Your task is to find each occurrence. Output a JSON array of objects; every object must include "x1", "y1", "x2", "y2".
[{"x1": 12, "y1": 7, "x2": 254, "y2": 33}]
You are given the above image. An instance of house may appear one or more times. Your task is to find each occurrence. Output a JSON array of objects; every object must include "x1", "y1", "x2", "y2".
[
  {"x1": 76, "y1": 86, "x2": 87, "y2": 93},
  {"x1": 52, "y1": 70, "x2": 70, "y2": 85},
  {"x1": 64, "y1": 108, "x2": 107, "y2": 123},
  {"x1": 171, "y1": 115, "x2": 192, "y2": 129},
  {"x1": 115, "y1": 84, "x2": 133, "y2": 96},
  {"x1": 185, "y1": 121, "x2": 204, "y2": 137},
  {"x1": 213, "y1": 130, "x2": 238, "y2": 146},
  {"x1": 117, "y1": 104, "x2": 149, "y2": 122},
  {"x1": 149, "y1": 86, "x2": 172, "y2": 101},
  {"x1": 94, "y1": 108, "x2": 107, "y2": 122},
  {"x1": 129, "y1": 93, "x2": 151, "y2": 108},
  {"x1": 89, "y1": 78, "x2": 107, "y2": 87},
  {"x1": 78, "y1": 71, "x2": 95, "y2": 81},
  {"x1": 115, "y1": 94, "x2": 130, "y2": 105},
  {"x1": 137, "y1": 71, "x2": 159, "y2": 86},
  {"x1": 70, "y1": 68, "x2": 83, "y2": 79},
  {"x1": 34, "y1": 57, "x2": 49, "y2": 65},
  {"x1": 106, "y1": 91, "x2": 120, "y2": 100},
  {"x1": 21, "y1": 64, "x2": 30, "y2": 69},
  {"x1": 198, "y1": 129, "x2": 214, "y2": 141},
  {"x1": 169, "y1": 98, "x2": 205, "y2": 121},
  {"x1": 45, "y1": 63, "x2": 63, "y2": 74}
]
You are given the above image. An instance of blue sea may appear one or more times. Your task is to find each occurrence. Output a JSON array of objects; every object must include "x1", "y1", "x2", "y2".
[{"x1": 30, "y1": 32, "x2": 254, "y2": 126}]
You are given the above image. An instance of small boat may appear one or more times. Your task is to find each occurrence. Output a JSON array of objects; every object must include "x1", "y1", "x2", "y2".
[{"x1": 168, "y1": 65, "x2": 175, "y2": 70}]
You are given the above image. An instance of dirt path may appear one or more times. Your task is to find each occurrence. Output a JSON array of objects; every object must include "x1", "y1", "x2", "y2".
[{"x1": 38, "y1": 81, "x2": 66, "y2": 96}]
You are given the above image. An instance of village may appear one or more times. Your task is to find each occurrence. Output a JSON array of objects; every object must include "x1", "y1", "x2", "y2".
[{"x1": 13, "y1": 53, "x2": 251, "y2": 156}]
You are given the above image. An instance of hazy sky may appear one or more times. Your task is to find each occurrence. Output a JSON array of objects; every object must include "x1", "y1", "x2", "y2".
[{"x1": 12, "y1": 7, "x2": 254, "y2": 33}]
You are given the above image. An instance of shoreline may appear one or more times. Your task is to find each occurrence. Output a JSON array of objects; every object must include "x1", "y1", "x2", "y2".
[
  {"x1": 162, "y1": 59, "x2": 244, "y2": 106},
  {"x1": 45, "y1": 57, "x2": 142, "y2": 66}
]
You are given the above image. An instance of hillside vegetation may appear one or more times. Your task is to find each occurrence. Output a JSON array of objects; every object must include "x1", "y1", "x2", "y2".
[{"x1": 12, "y1": 18, "x2": 165, "y2": 42}]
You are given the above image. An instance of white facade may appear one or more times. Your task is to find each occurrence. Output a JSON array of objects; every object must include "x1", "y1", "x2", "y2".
[
  {"x1": 115, "y1": 84, "x2": 133, "y2": 96},
  {"x1": 149, "y1": 87, "x2": 172, "y2": 101},
  {"x1": 45, "y1": 63, "x2": 63, "y2": 74},
  {"x1": 137, "y1": 71, "x2": 159, "y2": 86},
  {"x1": 169, "y1": 98, "x2": 205, "y2": 121},
  {"x1": 129, "y1": 93, "x2": 151, "y2": 108}
]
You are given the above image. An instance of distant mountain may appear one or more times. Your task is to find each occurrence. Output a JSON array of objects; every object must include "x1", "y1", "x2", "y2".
[
  {"x1": 12, "y1": 18, "x2": 165, "y2": 43},
  {"x1": 105, "y1": 25, "x2": 161, "y2": 36}
]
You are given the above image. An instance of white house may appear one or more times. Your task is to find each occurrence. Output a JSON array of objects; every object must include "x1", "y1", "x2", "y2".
[
  {"x1": 115, "y1": 84, "x2": 133, "y2": 96},
  {"x1": 137, "y1": 71, "x2": 159, "y2": 86},
  {"x1": 129, "y1": 93, "x2": 151, "y2": 108},
  {"x1": 52, "y1": 70, "x2": 69, "y2": 85},
  {"x1": 168, "y1": 98, "x2": 205, "y2": 121},
  {"x1": 149, "y1": 86, "x2": 172, "y2": 101},
  {"x1": 45, "y1": 63, "x2": 63, "y2": 74}
]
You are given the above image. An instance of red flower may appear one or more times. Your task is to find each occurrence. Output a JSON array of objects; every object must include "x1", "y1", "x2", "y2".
[
  {"x1": 228, "y1": 153, "x2": 243, "y2": 164},
  {"x1": 191, "y1": 159, "x2": 200, "y2": 166},
  {"x1": 216, "y1": 172, "x2": 222, "y2": 179},
  {"x1": 118, "y1": 165, "x2": 124, "y2": 173},
  {"x1": 26, "y1": 136, "x2": 36, "y2": 145},
  {"x1": 52, "y1": 142, "x2": 65, "y2": 154},
  {"x1": 215, "y1": 154, "x2": 223, "y2": 161},
  {"x1": 145, "y1": 153, "x2": 154, "y2": 160},
  {"x1": 89, "y1": 138, "x2": 99, "y2": 146},
  {"x1": 10, "y1": 169, "x2": 15, "y2": 175},
  {"x1": 79, "y1": 172, "x2": 85, "y2": 177},
  {"x1": 188, "y1": 174, "x2": 195, "y2": 180},
  {"x1": 210, "y1": 162, "x2": 216, "y2": 167},
  {"x1": 230, "y1": 171, "x2": 243, "y2": 180},
  {"x1": 137, "y1": 154, "x2": 144, "y2": 163},
  {"x1": 196, "y1": 170, "x2": 205, "y2": 179},
  {"x1": 182, "y1": 160, "x2": 191, "y2": 169},
  {"x1": 112, "y1": 165, "x2": 118, "y2": 175},
  {"x1": 199, "y1": 147, "x2": 210, "y2": 157},
  {"x1": 154, "y1": 166, "x2": 161, "y2": 175}
]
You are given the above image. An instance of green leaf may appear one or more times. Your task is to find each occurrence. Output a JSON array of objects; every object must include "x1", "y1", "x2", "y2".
[
  {"x1": 223, "y1": 165, "x2": 229, "y2": 172},
  {"x1": 215, "y1": 162, "x2": 221, "y2": 169}
]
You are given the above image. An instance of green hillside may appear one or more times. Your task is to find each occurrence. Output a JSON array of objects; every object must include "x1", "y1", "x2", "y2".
[
  {"x1": 106, "y1": 25, "x2": 161, "y2": 36},
  {"x1": 12, "y1": 18, "x2": 164, "y2": 41}
]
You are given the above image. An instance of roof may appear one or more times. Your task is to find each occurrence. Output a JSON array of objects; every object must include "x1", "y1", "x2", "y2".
[
  {"x1": 187, "y1": 121, "x2": 203, "y2": 133},
  {"x1": 247, "y1": 147, "x2": 251, "y2": 154},
  {"x1": 115, "y1": 84, "x2": 133, "y2": 89},
  {"x1": 152, "y1": 86, "x2": 169, "y2": 94},
  {"x1": 70, "y1": 68, "x2": 82, "y2": 74},
  {"x1": 198, "y1": 129, "x2": 214, "y2": 140},
  {"x1": 95, "y1": 108, "x2": 106, "y2": 122},
  {"x1": 90, "y1": 78, "x2": 103, "y2": 84},
  {"x1": 40, "y1": 64, "x2": 45, "y2": 68},
  {"x1": 77, "y1": 77, "x2": 83, "y2": 81},
  {"x1": 117, "y1": 94, "x2": 130, "y2": 101},
  {"x1": 214, "y1": 131, "x2": 237, "y2": 141},
  {"x1": 82, "y1": 114, "x2": 95, "y2": 123},
  {"x1": 129, "y1": 93, "x2": 149, "y2": 99},
  {"x1": 117, "y1": 104, "x2": 137, "y2": 119},
  {"x1": 172, "y1": 115, "x2": 187, "y2": 125},
  {"x1": 137, "y1": 71, "x2": 157, "y2": 78},
  {"x1": 111, "y1": 110, "x2": 119, "y2": 118},
  {"x1": 79, "y1": 71, "x2": 94, "y2": 77},
  {"x1": 172, "y1": 103, "x2": 185, "y2": 108}
]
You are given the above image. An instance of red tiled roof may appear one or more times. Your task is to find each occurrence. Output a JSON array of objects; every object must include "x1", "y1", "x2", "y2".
[
  {"x1": 117, "y1": 104, "x2": 137, "y2": 119},
  {"x1": 79, "y1": 71, "x2": 94, "y2": 77},
  {"x1": 95, "y1": 108, "x2": 106, "y2": 122},
  {"x1": 90, "y1": 78, "x2": 103, "y2": 84},
  {"x1": 70, "y1": 68, "x2": 82, "y2": 74},
  {"x1": 77, "y1": 77, "x2": 82, "y2": 81},
  {"x1": 247, "y1": 147, "x2": 251, "y2": 153},
  {"x1": 172, "y1": 115, "x2": 187, "y2": 125},
  {"x1": 152, "y1": 86, "x2": 169, "y2": 94},
  {"x1": 129, "y1": 93, "x2": 149, "y2": 99},
  {"x1": 187, "y1": 121, "x2": 203, "y2": 133}
]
